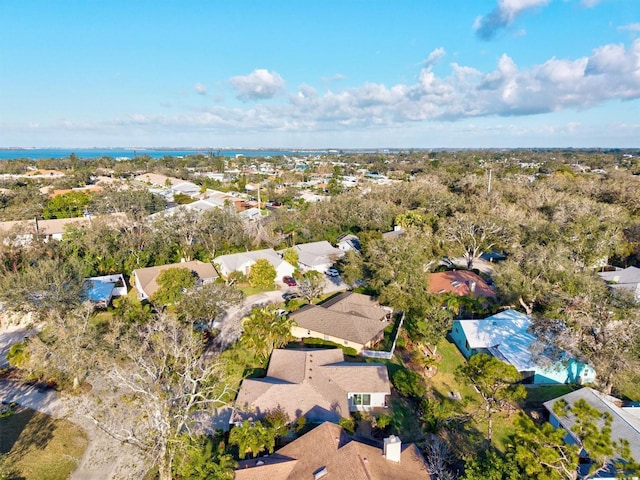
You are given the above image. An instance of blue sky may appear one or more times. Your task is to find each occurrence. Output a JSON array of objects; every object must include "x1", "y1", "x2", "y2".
[{"x1": 1, "y1": 0, "x2": 639, "y2": 148}]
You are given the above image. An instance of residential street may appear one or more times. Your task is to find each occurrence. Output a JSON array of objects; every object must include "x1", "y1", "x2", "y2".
[{"x1": 211, "y1": 275, "x2": 349, "y2": 351}]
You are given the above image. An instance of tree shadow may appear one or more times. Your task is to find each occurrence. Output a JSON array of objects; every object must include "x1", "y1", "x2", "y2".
[{"x1": 0, "y1": 407, "x2": 56, "y2": 457}]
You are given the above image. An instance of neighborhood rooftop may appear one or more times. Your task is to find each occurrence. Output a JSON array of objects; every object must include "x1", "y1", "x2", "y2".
[
  {"x1": 235, "y1": 421, "x2": 430, "y2": 480},
  {"x1": 544, "y1": 388, "x2": 640, "y2": 470},
  {"x1": 288, "y1": 292, "x2": 391, "y2": 347},
  {"x1": 232, "y1": 348, "x2": 390, "y2": 424}
]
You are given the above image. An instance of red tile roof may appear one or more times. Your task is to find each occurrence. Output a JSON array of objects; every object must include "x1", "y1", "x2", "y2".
[{"x1": 427, "y1": 270, "x2": 495, "y2": 299}]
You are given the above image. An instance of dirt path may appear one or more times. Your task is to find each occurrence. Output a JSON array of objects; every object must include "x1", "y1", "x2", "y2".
[
  {"x1": 1, "y1": 323, "x2": 145, "y2": 479},
  {"x1": 0, "y1": 377, "x2": 146, "y2": 479}
]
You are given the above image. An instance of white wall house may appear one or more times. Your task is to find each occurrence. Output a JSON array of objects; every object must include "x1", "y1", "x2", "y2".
[
  {"x1": 214, "y1": 248, "x2": 295, "y2": 282},
  {"x1": 294, "y1": 240, "x2": 345, "y2": 273},
  {"x1": 232, "y1": 348, "x2": 390, "y2": 425}
]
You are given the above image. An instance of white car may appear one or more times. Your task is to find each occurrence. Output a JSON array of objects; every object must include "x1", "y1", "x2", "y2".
[{"x1": 325, "y1": 268, "x2": 340, "y2": 277}]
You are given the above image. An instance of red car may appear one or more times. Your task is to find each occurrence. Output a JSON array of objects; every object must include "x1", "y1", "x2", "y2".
[{"x1": 283, "y1": 276, "x2": 297, "y2": 286}]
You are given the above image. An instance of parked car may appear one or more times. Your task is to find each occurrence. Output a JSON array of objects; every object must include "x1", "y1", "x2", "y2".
[
  {"x1": 282, "y1": 291, "x2": 300, "y2": 301},
  {"x1": 283, "y1": 276, "x2": 297, "y2": 286},
  {"x1": 325, "y1": 268, "x2": 340, "y2": 277}
]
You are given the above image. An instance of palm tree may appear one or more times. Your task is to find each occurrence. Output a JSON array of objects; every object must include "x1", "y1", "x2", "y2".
[{"x1": 240, "y1": 307, "x2": 296, "y2": 362}]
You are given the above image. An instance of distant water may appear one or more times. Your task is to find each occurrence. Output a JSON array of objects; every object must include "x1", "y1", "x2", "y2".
[{"x1": 0, "y1": 148, "x2": 322, "y2": 160}]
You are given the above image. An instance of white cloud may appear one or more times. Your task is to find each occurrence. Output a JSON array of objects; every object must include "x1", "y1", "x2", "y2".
[
  {"x1": 194, "y1": 83, "x2": 207, "y2": 95},
  {"x1": 581, "y1": 0, "x2": 602, "y2": 7},
  {"x1": 618, "y1": 23, "x2": 640, "y2": 33},
  {"x1": 229, "y1": 69, "x2": 285, "y2": 101},
  {"x1": 321, "y1": 73, "x2": 347, "y2": 83},
  {"x1": 423, "y1": 47, "x2": 446, "y2": 67},
  {"x1": 475, "y1": 0, "x2": 550, "y2": 40},
  {"x1": 19, "y1": 39, "x2": 640, "y2": 146}
]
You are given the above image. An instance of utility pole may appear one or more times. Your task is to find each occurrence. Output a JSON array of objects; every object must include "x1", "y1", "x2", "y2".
[
  {"x1": 487, "y1": 168, "x2": 492, "y2": 195},
  {"x1": 257, "y1": 179, "x2": 261, "y2": 213}
]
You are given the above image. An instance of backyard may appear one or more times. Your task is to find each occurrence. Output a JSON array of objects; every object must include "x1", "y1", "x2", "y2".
[{"x1": 0, "y1": 406, "x2": 87, "y2": 480}]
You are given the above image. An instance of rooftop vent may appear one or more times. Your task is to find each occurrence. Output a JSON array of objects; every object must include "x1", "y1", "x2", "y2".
[{"x1": 314, "y1": 466, "x2": 328, "y2": 479}]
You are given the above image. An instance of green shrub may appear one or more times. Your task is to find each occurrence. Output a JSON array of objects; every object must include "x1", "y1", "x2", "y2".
[
  {"x1": 302, "y1": 338, "x2": 358, "y2": 357},
  {"x1": 392, "y1": 368, "x2": 426, "y2": 399},
  {"x1": 339, "y1": 416, "x2": 356, "y2": 434}
]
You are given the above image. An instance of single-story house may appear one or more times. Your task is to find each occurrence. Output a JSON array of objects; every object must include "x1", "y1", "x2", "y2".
[
  {"x1": 84, "y1": 274, "x2": 128, "y2": 308},
  {"x1": 298, "y1": 191, "x2": 329, "y2": 203},
  {"x1": 544, "y1": 388, "x2": 640, "y2": 479},
  {"x1": 598, "y1": 266, "x2": 640, "y2": 301},
  {"x1": 204, "y1": 190, "x2": 246, "y2": 211},
  {"x1": 214, "y1": 248, "x2": 295, "y2": 282},
  {"x1": 382, "y1": 226, "x2": 405, "y2": 240},
  {"x1": 184, "y1": 199, "x2": 223, "y2": 212},
  {"x1": 293, "y1": 241, "x2": 344, "y2": 273},
  {"x1": 238, "y1": 207, "x2": 262, "y2": 221},
  {"x1": 133, "y1": 173, "x2": 184, "y2": 188},
  {"x1": 171, "y1": 181, "x2": 200, "y2": 197},
  {"x1": 232, "y1": 348, "x2": 390, "y2": 425},
  {"x1": 0, "y1": 213, "x2": 127, "y2": 244},
  {"x1": 451, "y1": 309, "x2": 596, "y2": 385},
  {"x1": 235, "y1": 422, "x2": 431, "y2": 480},
  {"x1": 288, "y1": 292, "x2": 393, "y2": 353},
  {"x1": 427, "y1": 270, "x2": 495, "y2": 299},
  {"x1": 132, "y1": 260, "x2": 218, "y2": 301},
  {"x1": 336, "y1": 233, "x2": 361, "y2": 253}
]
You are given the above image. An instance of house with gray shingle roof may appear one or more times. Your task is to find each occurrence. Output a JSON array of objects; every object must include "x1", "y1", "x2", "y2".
[
  {"x1": 214, "y1": 248, "x2": 295, "y2": 282},
  {"x1": 293, "y1": 241, "x2": 344, "y2": 273},
  {"x1": 232, "y1": 348, "x2": 390, "y2": 425},
  {"x1": 288, "y1": 292, "x2": 393, "y2": 353},
  {"x1": 598, "y1": 266, "x2": 640, "y2": 301},
  {"x1": 235, "y1": 422, "x2": 431, "y2": 480},
  {"x1": 544, "y1": 387, "x2": 640, "y2": 479}
]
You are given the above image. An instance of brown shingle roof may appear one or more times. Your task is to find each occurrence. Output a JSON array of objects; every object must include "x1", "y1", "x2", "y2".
[
  {"x1": 289, "y1": 293, "x2": 391, "y2": 346},
  {"x1": 320, "y1": 291, "x2": 390, "y2": 321},
  {"x1": 235, "y1": 422, "x2": 431, "y2": 480},
  {"x1": 132, "y1": 260, "x2": 218, "y2": 299},
  {"x1": 290, "y1": 305, "x2": 387, "y2": 346},
  {"x1": 233, "y1": 349, "x2": 390, "y2": 424}
]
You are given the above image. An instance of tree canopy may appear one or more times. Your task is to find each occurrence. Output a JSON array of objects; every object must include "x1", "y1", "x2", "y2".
[{"x1": 151, "y1": 267, "x2": 198, "y2": 305}]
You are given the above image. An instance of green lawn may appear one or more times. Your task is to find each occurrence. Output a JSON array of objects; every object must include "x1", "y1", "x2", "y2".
[
  {"x1": 387, "y1": 394, "x2": 424, "y2": 443},
  {"x1": 613, "y1": 373, "x2": 640, "y2": 402},
  {"x1": 0, "y1": 407, "x2": 87, "y2": 480},
  {"x1": 426, "y1": 338, "x2": 521, "y2": 451},
  {"x1": 521, "y1": 384, "x2": 578, "y2": 409},
  {"x1": 237, "y1": 284, "x2": 278, "y2": 297},
  {"x1": 429, "y1": 338, "x2": 480, "y2": 403}
]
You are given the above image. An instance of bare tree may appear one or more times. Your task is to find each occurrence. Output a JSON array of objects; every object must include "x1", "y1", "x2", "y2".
[
  {"x1": 424, "y1": 434, "x2": 457, "y2": 480},
  {"x1": 535, "y1": 284, "x2": 640, "y2": 394},
  {"x1": 442, "y1": 213, "x2": 504, "y2": 270},
  {"x1": 82, "y1": 313, "x2": 235, "y2": 480},
  {"x1": 297, "y1": 270, "x2": 325, "y2": 303}
]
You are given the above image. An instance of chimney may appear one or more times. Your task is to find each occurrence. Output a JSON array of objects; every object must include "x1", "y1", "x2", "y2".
[
  {"x1": 383, "y1": 435, "x2": 402, "y2": 463},
  {"x1": 469, "y1": 281, "x2": 477, "y2": 293}
]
